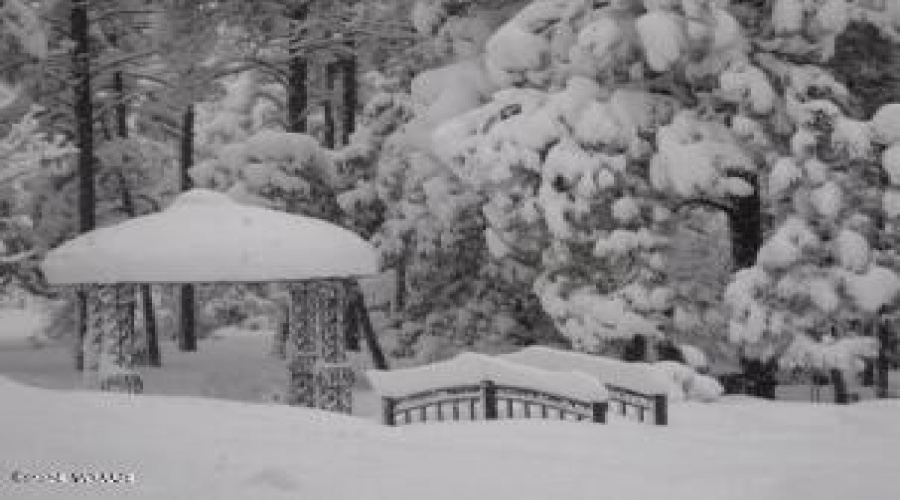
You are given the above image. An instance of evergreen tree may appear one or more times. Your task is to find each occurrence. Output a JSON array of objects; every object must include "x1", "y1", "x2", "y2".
[{"x1": 382, "y1": 0, "x2": 900, "y2": 369}]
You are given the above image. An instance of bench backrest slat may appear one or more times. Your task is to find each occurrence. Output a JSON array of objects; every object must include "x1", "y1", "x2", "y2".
[{"x1": 382, "y1": 379, "x2": 608, "y2": 426}]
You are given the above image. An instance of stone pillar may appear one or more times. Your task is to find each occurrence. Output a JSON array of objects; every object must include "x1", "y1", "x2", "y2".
[
  {"x1": 316, "y1": 279, "x2": 354, "y2": 414},
  {"x1": 287, "y1": 282, "x2": 319, "y2": 407},
  {"x1": 85, "y1": 284, "x2": 142, "y2": 393}
]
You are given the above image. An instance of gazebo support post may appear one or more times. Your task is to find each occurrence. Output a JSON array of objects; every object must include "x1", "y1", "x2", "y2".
[
  {"x1": 287, "y1": 282, "x2": 319, "y2": 407},
  {"x1": 317, "y1": 279, "x2": 354, "y2": 414},
  {"x1": 84, "y1": 284, "x2": 143, "y2": 393},
  {"x1": 286, "y1": 279, "x2": 354, "y2": 414}
]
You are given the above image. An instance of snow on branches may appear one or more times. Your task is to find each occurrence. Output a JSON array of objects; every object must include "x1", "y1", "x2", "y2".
[
  {"x1": 191, "y1": 129, "x2": 339, "y2": 219},
  {"x1": 0, "y1": 106, "x2": 75, "y2": 186},
  {"x1": 375, "y1": 0, "x2": 900, "y2": 364},
  {"x1": 724, "y1": 57, "x2": 900, "y2": 371},
  {"x1": 1, "y1": 0, "x2": 47, "y2": 60}
]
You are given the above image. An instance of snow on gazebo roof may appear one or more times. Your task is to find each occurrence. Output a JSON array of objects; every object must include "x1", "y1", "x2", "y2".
[{"x1": 41, "y1": 189, "x2": 378, "y2": 285}]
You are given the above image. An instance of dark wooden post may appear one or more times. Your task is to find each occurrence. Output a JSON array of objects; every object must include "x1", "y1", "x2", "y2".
[
  {"x1": 316, "y1": 280, "x2": 354, "y2": 414},
  {"x1": 481, "y1": 380, "x2": 498, "y2": 420},
  {"x1": 287, "y1": 282, "x2": 318, "y2": 407},
  {"x1": 382, "y1": 397, "x2": 396, "y2": 426},
  {"x1": 349, "y1": 281, "x2": 388, "y2": 370},
  {"x1": 592, "y1": 401, "x2": 608, "y2": 424},
  {"x1": 653, "y1": 394, "x2": 668, "y2": 426}
]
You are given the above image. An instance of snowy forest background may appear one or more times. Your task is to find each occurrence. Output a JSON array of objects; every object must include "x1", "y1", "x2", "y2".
[{"x1": 3, "y1": 0, "x2": 900, "y2": 397}]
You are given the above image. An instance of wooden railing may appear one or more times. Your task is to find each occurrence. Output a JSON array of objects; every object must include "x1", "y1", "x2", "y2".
[
  {"x1": 605, "y1": 384, "x2": 667, "y2": 426},
  {"x1": 381, "y1": 380, "x2": 609, "y2": 426}
]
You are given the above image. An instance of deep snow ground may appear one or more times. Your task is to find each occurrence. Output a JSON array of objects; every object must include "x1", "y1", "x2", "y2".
[
  {"x1": 0, "y1": 376, "x2": 897, "y2": 500},
  {"x1": 1, "y1": 306, "x2": 898, "y2": 500}
]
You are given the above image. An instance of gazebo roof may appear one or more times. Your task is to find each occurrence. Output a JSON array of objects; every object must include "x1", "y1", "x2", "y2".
[{"x1": 41, "y1": 189, "x2": 378, "y2": 285}]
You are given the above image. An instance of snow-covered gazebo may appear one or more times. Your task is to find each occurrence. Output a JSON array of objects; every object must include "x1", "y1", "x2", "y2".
[{"x1": 41, "y1": 189, "x2": 377, "y2": 414}]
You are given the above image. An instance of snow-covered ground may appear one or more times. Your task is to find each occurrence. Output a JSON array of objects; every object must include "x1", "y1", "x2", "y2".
[
  {"x1": 1, "y1": 307, "x2": 898, "y2": 500},
  {"x1": 1, "y1": 373, "x2": 897, "y2": 500},
  {"x1": 0, "y1": 307, "x2": 382, "y2": 415}
]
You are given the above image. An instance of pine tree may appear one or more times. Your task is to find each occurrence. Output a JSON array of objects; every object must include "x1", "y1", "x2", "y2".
[
  {"x1": 713, "y1": 1, "x2": 900, "y2": 394},
  {"x1": 383, "y1": 0, "x2": 900, "y2": 371}
]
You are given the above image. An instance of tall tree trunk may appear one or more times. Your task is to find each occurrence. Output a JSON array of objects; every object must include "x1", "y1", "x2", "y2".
[
  {"x1": 286, "y1": 4, "x2": 309, "y2": 134},
  {"x1": 322, "y1": 61, "x2": 338, "y2": 149},
  {"x1": 727, "y1": 172, "x2": 762, "y2": 271},
  {"x1": 394, "y1": 248, "x2": 407, "y2": 315},
  {"x1": 830, "y1": 368, "x2": 850, "y2": 404},
  {"x1": 72, "y1": 0, "x2": 93, "y2": 371},
  {"x1": 876, "y1": 317, "x2": 891, "y2": 398},
  {"x1": 75, "y1": 289, "x2": 87, "y2": 370},
  {"x1": 113, "y1": 71, "x2": 161, "y2": 367},
  {"x1": 340, "y1": 47, "x2": 357, "y2": 146},
  {"x1": 143, "y1": 286, "x2": 161, "y2": 366},
  {"x1": 179, "y1": 107, "x2": 197, "y2": 352},
  {"x1": 73, "y1": 1, "x2": 94, "y2": 234}
]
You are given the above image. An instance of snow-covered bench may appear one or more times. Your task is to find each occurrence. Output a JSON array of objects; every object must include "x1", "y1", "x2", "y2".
[
  {"x1": 602, "y1": 384, "x2": 668, "y2": 425},
  {"x1": 366, "y1": 353, "x2": 610, "y2": 426},
  {"x1": 501, "y1": 347, "x2": 722, "y2": 425}
]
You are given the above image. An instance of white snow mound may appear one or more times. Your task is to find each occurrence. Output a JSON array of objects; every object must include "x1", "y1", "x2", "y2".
[
  {"x1": 501, "y1": 346, "x2": 721, "y2": 402},
  {"x1": 367, "y1": 351, "x2": 609, "y2": 402}
]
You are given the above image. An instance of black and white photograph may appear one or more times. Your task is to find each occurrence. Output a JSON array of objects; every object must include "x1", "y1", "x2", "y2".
[{"x1": 0, "y1": 0, "x2": 898, "y2": 498}]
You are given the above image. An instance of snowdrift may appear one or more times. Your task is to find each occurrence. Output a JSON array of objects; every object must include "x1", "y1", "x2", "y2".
[
  {"x1": 0, "y1": 373, "x2": 898, "y2": 500},
  {"x1": 366, "y1": 351, "x2": 608, "y2": 402},
  {"x1": 501, "y1": 346, "x2": 723, "y2": 402}
]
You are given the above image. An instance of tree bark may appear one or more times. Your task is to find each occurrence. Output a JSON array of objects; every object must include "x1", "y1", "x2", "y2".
[
  {"x1": 72, "y1": 0, "x2": 94, "y2": 372},
  {"x1": 862, "y1": 359, "x2": 875, "y2": 386},
  {"x1": 114, "y1": 70, "x2": 161, "y2": 367},
  {"x1": 180, "y1": 106, "x2": 195, "y2": 192},
  {"x1": 75, "y1": 289, "x2": 87, "y2": 370},
  {"x1": 340, "y1": 48, "x2": 357, "y2": 146},
  {"x1": 831, "y1": 368, "x2": 849, "y2": 404},
  {"x1": 143, "y1": 287, "x2": 161, "y2": 366},
  {"x1": 286, "y1": 4, "x2": 309, "y2": 134},
  {"x1": 726, "y1": 172, "x2": 762, "y2": 271},
  {"x1": 179, "y1": 107, "x2": 197, "y2": 351},
  {"x1": 73, "y1": 0, "x2": 94, "y2": 234},
  {"x1": 322, "y1": 61, "x2": 338, "y2": 149},
  {"x1": 394, "y1": 243, "x2": 408, "y2": 314},
  {"x1": 877, "y1": 318, "x2": 891, "y2": 398}
]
